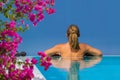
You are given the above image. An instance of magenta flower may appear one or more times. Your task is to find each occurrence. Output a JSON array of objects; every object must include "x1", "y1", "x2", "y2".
[
  {"x1": 40, "y1": 60, "x2": 46, "y2": 66},
  {"x1": 9, "y1": 64, "x2": 15, "y2": 71},
  {"x1": 37, "y1": 13, "x2": 44, "y2": 22},
  {"x1": 45, "y1": 0, "x2": 49, "y2": 4},
  {"x1": 20, "y1": 0, "x2": 28, "y2": 4},
  {"x1": 38, "y1": 52, "x2": 52, "y2": 70},
  {"x1": 10, "y1": 50, "x2": 16, "y2": 57},
  {"x1": 24, "y1": 5, "x2": 31, "y2": 13},
  {"x1": 50, "y1": 0, "x2": 55, "y2": 6},
  {"x1": 30, "y1": 65, "x2": 34, "y2": 70},
  {"x1": 25, "y1": 24, "x2": 29, "y2": 28},
  {"x1": 29, "y1": 13, "x2": 36, "y2": 22},
  {"x1": 23, "y1": 65, "x2": 28, "y2": 69},
  {"x1": 27, "y1": 69, "x2": 34, "y2": 79},
  {"x1": 46, "y1": 57, "x2": 51, "y2": 61},
  {"x1": 0, "y1": 2, "x2": 3, "y2": 8},
  {"x1": 46, "y1": 8, "x2": 55, "y2": 14},
  {"x1": 38, "y1": 52, "x2": 46, "y2": 57},
  {"x1": 31, "y1": 58, "x2": 38, "y2": 64},
  {"x1": 9, "y1": 20, "x2": 16, "y2": 28},
  {"x1": 34, "y1": 4, "x2": 43, "y2": 12},
  {"x1": 33, "y1": 21, "x2": 38, "y2": 26},
  {"x1": 25, "y1": 58, "x2": 30, "y2": 63},
  {"x1": 21, "y1": 20, "x2": 24, "y2": 24},
  {"x1": 18, "y1": 36, "x2": 22, "y2": 43},
  {"x1": 15, "y1": 0, "x2": 20, "y2": 7},
  {"x1": 20, "y1": 71, "x2": 26, "y2": 78},
  {"x1": 44, "y1": 62, "x2": 52, "y2": 70}
]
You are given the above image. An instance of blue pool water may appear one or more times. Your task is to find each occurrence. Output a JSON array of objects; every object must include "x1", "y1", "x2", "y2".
[{"x1": 35, "y1": 56, "x2": 120, "y2": 80}]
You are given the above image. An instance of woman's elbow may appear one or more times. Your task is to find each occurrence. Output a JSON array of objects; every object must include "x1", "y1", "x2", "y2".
[{"x1": 97, "y1": 50, "x2": 102, "y2": 56}]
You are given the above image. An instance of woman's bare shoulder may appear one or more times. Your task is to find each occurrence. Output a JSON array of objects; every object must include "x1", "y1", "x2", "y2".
[
  {"x1": 54, "y1": 43, "x2": 66, "y2": 47},
  {"x1": 79, "y1": 43, "x2": 92, "y2": 50},
  {"x1": 79, "y1": 43, "x2": 89, "y2": 47}
]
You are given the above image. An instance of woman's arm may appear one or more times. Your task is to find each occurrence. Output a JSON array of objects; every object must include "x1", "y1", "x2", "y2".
[
  {"x1": 86, "y1": 45, "x2": 102, "y2": 56},
  {"x1": 44, "y1": 45, "x2": 61, "y2": 56}
]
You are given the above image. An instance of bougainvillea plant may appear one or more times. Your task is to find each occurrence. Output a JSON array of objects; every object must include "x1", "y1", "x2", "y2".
[{"x1": 0, "y1": 0, "x2": 55, "y2": 80}]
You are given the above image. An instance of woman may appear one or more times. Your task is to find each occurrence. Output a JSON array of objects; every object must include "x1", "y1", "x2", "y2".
[{"x1": 45, "y1": 24, "x2": 102, "y2": 60}]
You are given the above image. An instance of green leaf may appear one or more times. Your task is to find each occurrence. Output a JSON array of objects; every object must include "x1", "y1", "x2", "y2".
[
  {"x1": 9, "y1": 14, "x2": 15, "y2": 20},
  {"x1": 6, "y1": 37, "x2": 11, "y2": 41},
  {"x1": 19, "y1": 26, "x2": 23, "y2": 31},
  {"x1": 6, "y1": 4, "x2": 12, "y2": 9},
  {"x1": 10, "y1": 0, "x2": 15, "y2": 4},
  {"x1": 3, "y1": 8, "x2": 9, "y2": 18},
  {"x1": 4, "y1": 12, "x2": 9, "y2": 18},
  {"x1": 0, "y1": 0, "x2": 3, "y2": 2}
]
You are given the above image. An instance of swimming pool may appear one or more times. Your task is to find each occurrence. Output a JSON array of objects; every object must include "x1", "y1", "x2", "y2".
[{"x1": 35, "y1": 56, "x2": 120, "y2": 80}]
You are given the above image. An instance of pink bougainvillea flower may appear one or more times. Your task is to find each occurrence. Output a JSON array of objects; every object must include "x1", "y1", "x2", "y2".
[
  {"x1": 26, "y1": 69, "x2": 34, "y2": 79},
  {"x1": 29, "y1": 13, "x2": 36, "y2": 22},
  {"x1": 45, "y1": 0, "x2": 49, "y2": 4},
  {"x1": 38, "y1": 52, "x2": 43, "y2": 56},
  {"x1": 37, "y1": 0, "x2": 44, "y2": 5},
  {"x1": 40, "y1": 58, "x2": 46, "y2": 64},
  {"x1": 30, "y1": 65, "x2": 34, "y2": 70},
  {"x1": 48, "y1": 62, "x2": 52, "y2": 66},
  {"x1": 38, "y1": 52, "x2": 52, "y2": 70},
  {"x1": 20, "y1": 71, "x2": 26, "y2": 78},
  {"x1": 44, "y1": 62, "x2": 52, "y2": 70},
  {"x1": 31, "y1": 58, "x2": 38, "y2": 64},
  {"x1": 15, "y1": 6, "x2": 23, "y2": 12},
  {"x1": 33, "y1": 21, "x2": 38, "y2": 26},
  {"x1": 38, "y1": 52, "x2": 46, "y2": 57},
  {"x1": 22, "y1": 65, "x2": 28, "y2": 70},
  {"x1": 10, "y1": 50, "x2": 16, "y2": 57},
  {"x1": 34, "y1": 4, "x2": 43, "y2": 12},
  {"x1": 42, "y1": 2, "x2": 47, "y2": 7},
  {"x1": 9, "y1": 64, "x2": 15, "y2": 71},
  {"x1": 24, "y1": 5, "x2": 32, "y2": 13},
  {"x1": 20, "y1": 0, "x2": 28, "y2": 4},
  {"x1": 18, "y1": 36, "x2": 22, "y2": 43},
  {"x1": 25, "y1": 24, "x2": 29, "y2": 28},
  {"x1": 21, "y1": 20, "x2": 24, "y2": 24},
  {"x1": 22, "y1": 9, "x2": 27, "y2": 14},
  {"x1": 0, "y1": 2, "x2": 3, "y2": 8},
  {"x1": 15, "y1": 0, "x2": 20, "y2": 7},
  {"x1": 9, "y1": 20, "x2": 16, "y2": 28},
  {"x1": 46, "y1": 57, "x2": 51, "y2": 61},
  {"x1": 25, "y1": 58, "x2": 30, "y2": 63},
  {"x1": 46, "y1": 8, "x2": 55, "y2": 14},
  {"x1": 37, "y1": 13, "x2": 44, "y2": 22},
  {"x1": 50, "y1": 0, "x2": 55, "y2": 6}
]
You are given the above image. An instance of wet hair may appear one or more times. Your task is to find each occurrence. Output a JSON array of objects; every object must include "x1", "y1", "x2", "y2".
[{"x1": 67, "y1": 24, "x2": 80, "y2": 50}]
